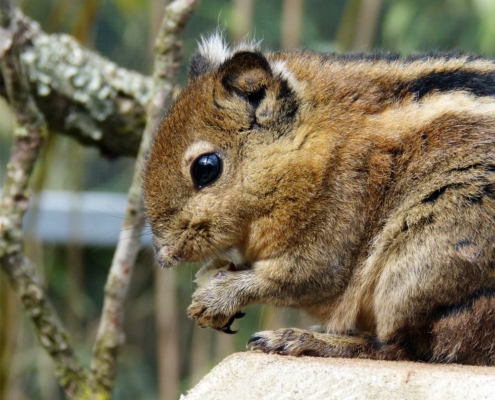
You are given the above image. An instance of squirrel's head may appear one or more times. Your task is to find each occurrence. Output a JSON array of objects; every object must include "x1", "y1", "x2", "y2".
[{"x1": 143, "y1": 34, "x2": 322, "y2": 267}]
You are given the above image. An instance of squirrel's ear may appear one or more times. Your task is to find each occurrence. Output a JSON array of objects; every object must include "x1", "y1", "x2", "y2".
[{"x1": 218, "y1": 52, "x2": 273, "y2": 106}]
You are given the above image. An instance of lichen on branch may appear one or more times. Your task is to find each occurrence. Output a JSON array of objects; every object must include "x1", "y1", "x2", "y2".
[
  {"x1": 0, "y1": 0, "x2": 202, "y2": 397},
  {"x1": 0, "y1": 1, "x2": 89, "y2": 398},
  {"x1": 0, "y1": 10, "x2": 153, "y2": 158}
]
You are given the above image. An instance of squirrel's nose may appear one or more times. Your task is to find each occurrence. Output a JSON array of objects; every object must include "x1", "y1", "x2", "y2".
[
  {"x1": 153, "y1": 240, "x2": 180, "y2": 268},
  {"x1": 154, "y1": 247, "x2": 167, "y2": 268}
]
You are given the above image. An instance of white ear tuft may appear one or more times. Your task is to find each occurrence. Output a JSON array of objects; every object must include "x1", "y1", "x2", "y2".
[
  {"x1": 233, "y1": 35, "x2": 262, "y2": 53},
  {"x1": 189, "y1": 32, "x2": 264, "y2": 81},
  {"x1": 198, "y1": 32, "x2": 231, "y2": 69}
]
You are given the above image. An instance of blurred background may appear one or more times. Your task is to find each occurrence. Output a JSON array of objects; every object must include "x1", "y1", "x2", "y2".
[{"x1": 2, "y1": 0, "x2": 495, "y2": 399}]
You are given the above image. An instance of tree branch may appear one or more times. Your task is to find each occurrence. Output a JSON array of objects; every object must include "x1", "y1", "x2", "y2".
[
  {"x1": 0, "y1": 10, "x2": 153, "y2": 158},
  {"x1": 88, "y1": 0, "x2": 201, "y2": 394},
  {"x1": 0, "y1": 1, "x2": 88, "y2": 398},
  {"x1": 1, "y1": 0, "x2": 202, "y2": 397}
]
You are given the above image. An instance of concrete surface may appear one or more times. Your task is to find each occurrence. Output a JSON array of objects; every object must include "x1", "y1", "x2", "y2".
[{"x1": 182, "y1": 351, "x2": 495, "y2": 400}]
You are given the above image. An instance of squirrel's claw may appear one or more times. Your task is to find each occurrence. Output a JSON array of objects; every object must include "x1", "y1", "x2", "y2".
[
  {"x1": 218, "y1": 311, "x2": 246, "y2": 334},
  {"x1": 247, "y1": 333, "x2": 267, "y2": 350}
]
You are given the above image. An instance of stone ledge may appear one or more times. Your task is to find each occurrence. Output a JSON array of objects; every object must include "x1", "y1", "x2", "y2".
[{"x1": 183, "y1": 352, "x2": 495, "y2": 400}]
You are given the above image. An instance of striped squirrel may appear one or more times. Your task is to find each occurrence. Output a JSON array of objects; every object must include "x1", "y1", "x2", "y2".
[{"x1": 144, "y1": 34, "x2": 495, "y2": 365}]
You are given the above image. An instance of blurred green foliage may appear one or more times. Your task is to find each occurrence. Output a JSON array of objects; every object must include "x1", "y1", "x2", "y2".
[
  {"x1": 380, "y1": 0, "x2": 486, "y2": 53},
  {"x1": 3, "y1": 0, "x2": 495, "y2": 399}
]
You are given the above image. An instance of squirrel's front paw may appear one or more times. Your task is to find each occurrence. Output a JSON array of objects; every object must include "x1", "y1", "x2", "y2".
[{"x1": 187, "y1": 281, "x2": 245, "y2": 334}]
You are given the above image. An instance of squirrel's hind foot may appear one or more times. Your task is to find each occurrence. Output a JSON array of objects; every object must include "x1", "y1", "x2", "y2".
[{"x1": 247, "y1": 328, "x2": 369, "y2": 358}]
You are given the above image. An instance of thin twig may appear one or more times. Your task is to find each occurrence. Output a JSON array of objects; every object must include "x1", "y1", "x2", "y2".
[
  {"x1": 89, "y1": 0, "x2": 201, "y2": 395},
  {"x1": 0, "y1": 0, "x2": 88, "y2": 398}
]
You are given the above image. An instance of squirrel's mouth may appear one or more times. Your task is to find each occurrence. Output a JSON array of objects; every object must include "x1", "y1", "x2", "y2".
[
  {"x1": 194, "y1": 258, "x2": 236, "y2": 286},
  {"x1": 193, "y1": 247, "x2": 252, "y2": 286}
]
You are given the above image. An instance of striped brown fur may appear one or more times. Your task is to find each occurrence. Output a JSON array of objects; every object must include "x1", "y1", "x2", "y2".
[{"x1": 143, "y1": 35, "x2": 495, "y2": 365}]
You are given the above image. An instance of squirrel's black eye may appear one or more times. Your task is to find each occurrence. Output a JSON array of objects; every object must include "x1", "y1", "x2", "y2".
[{"x1": 191, "y1": 153, "x2": 222, "y2": 189}]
